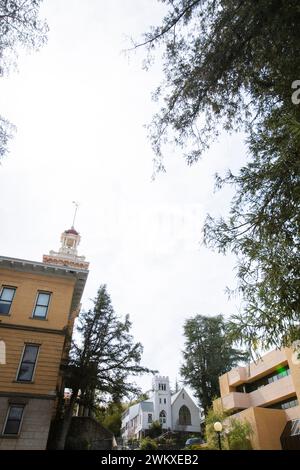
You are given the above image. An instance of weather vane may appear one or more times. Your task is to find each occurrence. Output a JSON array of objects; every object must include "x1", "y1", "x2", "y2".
[{"x1": 72, "y1": 201, "x2": 79, "y2": 228}]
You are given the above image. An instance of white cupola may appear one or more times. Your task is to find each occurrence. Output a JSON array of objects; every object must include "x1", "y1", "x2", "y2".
[{"x1": 43, "y1": 226, "x2": 89, "y2": 270}]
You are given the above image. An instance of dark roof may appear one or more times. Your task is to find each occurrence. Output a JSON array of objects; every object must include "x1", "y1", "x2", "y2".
[{"x1": 65, "y1": 227, "x2": 79, "y2": 235}]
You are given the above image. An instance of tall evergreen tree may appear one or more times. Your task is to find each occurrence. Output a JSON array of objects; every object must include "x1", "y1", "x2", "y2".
[
  {"x1": 137, "y1": 0, "x2": 300, "y2": 349},
  {"x1": 56, "y1": 284, "x2": 155, "y2": 449},
  {"x1": 180, "y1": 314, "x2": 247, "y2": 414}
]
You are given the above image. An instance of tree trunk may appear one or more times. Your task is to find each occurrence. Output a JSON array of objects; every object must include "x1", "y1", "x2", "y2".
[{"x1": 55, "y1": 388, "x2": 79, "y2": 450}]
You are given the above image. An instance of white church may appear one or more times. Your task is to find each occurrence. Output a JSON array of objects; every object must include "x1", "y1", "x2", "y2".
[{"x1": 121, "y1": 376, "x2": 202, "y2": 440}]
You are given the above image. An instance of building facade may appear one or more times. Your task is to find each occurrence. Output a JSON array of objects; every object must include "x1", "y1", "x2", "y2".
[
  {"x1": 0, "y1": 226, "x2": 89, "y2": 450},
  {"x1": 213, "y1": 347, "x2": 300, "y2": 449},
  {"x1": 121, "y1": 376, "x2": 201, "y2": 441}
]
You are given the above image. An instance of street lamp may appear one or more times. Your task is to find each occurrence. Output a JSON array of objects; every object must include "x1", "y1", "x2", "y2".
[{"x1": 213, "y1": 421, "x2": 223, "y2": 450}]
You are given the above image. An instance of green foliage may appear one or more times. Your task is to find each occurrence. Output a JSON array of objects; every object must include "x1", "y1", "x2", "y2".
[
  {"x1": 204, "y1": 112, "x2": 300, "y2": 351},
  {"x1": 139, "y1": 0, "x2": 300, "y2": 351},
  {"x1": 67, "y1": 285, "x2": 156, "y2": 409},
  {"x1": 140, "y1": 437, "x2": 158, "y2": 450},
  {"x1": 96, "y1": 402, "x2": 124, "y2": 437},
  {"x1": 140, "y1": 0, "x2": 300, "y2": 165},
  {"x1": 0, "y1": 1, "x2": 48, "y2": 160},
  {"x1": 127, "y1": 393, "x2": 149, "y2": 407},
  {"x1": 127, "y1": 438, "x2": 139, "y2": 449},
  {"x1": 187, "y1": 444, "x2": 205, "y2": 450},
  {"x1": 226, "y1": 418, "x2": 253, "y2": 450},
  {"x1": 180, "y1": 314, "x2": 248, "y2": 414},
  {"x1": 205, "y1": 406, "x2": 228, "y2": 450},
  {"x1": 205, "y1": 406, "x2": 253, "y2": 450},
  {"x1": 157, "y1": 437, "x2": 176, "y2": 450},
  {"x1": 148, "y1": 420, "x2": 162, "y2": 439}
]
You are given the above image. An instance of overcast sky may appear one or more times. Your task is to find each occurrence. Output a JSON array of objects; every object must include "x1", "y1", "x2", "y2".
[{"x1": 0, "y1": 0, "x2": 248, "y2": 394}]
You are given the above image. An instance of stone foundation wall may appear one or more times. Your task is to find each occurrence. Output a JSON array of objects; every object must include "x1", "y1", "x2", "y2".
[{"x1": 0, "y1": 396, "x2": 54, "y2": 450}]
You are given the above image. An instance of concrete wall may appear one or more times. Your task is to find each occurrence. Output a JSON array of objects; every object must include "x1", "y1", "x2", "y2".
[
  {"x1": 286, "y1": 347, "x2": 300, "y2": 403},
  {"x1": 228, "y1": 350, "x2": 288, "y2": 387},
  {"x1": 284, "y1": 405, "x2": 300, "y2": 420},
  {"x1": 218, "y1": 348, "x2": 300, "y2": 413},
  {"x1": 219, "y1": 373, "x2": 231, "y2": 396},
  {"x1": 221, "y1": 391, "x2": 251, "y2": 410},
  {"x1": 0, "y1": 396, "x2": 54, "y2": 450},
  {"x1": 249, "y1": 375, "x2": 295, "y2": 407},
  {"x1": 253, "y1": 407, "x2": 287, "y2": 450},
  {"x1": 67, "y1": 417, "x2": 114, "y2": 450},
  {"x1": 229, "y1": 407, "x2": 287, "y2": 450},
  {"x1": 221, "y1": 374, "x2": 296, "y2": 411}
]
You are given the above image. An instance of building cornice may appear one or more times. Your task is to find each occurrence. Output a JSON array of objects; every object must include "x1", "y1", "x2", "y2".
[
  {"x1": 0, "y1": 255, "x2": 88, "y2": 276},
  {"x1": 0, "y1": 255, "x2": 89, "y2": 314},
  {"x1": 0, "y1": 322, "x2": 66, "y2": 336},
  {"x1": 0, "y1": 391, "x2": 56, "y2": 400}
]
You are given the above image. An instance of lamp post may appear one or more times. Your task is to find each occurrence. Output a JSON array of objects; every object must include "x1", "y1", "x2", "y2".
[{"x1": 213, "y1": 421, "x2": 223, "y2": 450}]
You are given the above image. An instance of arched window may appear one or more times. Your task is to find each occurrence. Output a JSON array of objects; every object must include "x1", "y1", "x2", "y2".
[
  {"x1": 179, "y1": 405, "x2": 191, "y2": 426},
  {"x1": 159, "y1": 410, "x2": 166, "y2": 425}
]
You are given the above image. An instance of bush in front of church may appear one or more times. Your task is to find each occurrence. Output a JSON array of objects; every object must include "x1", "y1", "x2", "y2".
[
  {"x1": 148, "y1": 420, "x2": 162, "y2": 438},
  {"x1": 157, "y1": 437, "x2": 177, "y2": 450},
  {"x1": 140, "y1": 437, "x2": 158, "y2": 450}
]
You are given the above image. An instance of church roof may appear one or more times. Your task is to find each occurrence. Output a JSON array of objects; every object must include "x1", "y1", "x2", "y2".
[
  {"x1": 171, "y1": 389, "x2": 182, "y2": 404},
  {"x1": 140, "y1": 401, "x2": 154, "y2": 412},
  {"x1": 128, "y1": 403, "x2": 140, "y2": 419},
  {"x1": 171, "y1": 387, "x2": 199, "y2": 408}
]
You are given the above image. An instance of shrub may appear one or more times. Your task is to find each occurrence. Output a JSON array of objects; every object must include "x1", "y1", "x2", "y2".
[
  {"x1": 205, "y1": 405, "x2": 253, "y2": 450},
  {"x1": 148, "y1": 420, "x2": 162, "y2": 438},
  {"x1": 140, "y1": 437, "x2": 158, "y2": 450},
  {"x1": 188, "y1": 444, "x2": 207, "y2": 450},
  {"x1": 226, "y1": 418, "x2": 253, "y2": 450},
  {"x1": 128, "y1": 438, "x2": 139, "y2": 449},
  {"x1": 158, "y1": 437, "x2": 176, "y2": 450}
]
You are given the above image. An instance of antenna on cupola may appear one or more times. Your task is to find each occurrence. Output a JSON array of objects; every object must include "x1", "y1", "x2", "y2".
[{"x1": 72, "y1": 201, "x2": 79, "y2": 228}]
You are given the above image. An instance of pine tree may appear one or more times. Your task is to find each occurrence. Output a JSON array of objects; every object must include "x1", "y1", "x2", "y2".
[
  {"x1": 180, "y1": 314, "x2": 247, "y2": 414},
  {"x1": 137, "y1": 1, "x2": 300, "y2": 349},
  {"x1": 56, "y1": 284, "x2": 155, "y2": 449}
]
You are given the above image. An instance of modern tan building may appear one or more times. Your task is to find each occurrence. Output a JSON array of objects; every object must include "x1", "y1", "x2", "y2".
[
  {"x1": 0, "y1": 226, "x2": 89, "y2": 449},
  {"x1": 213, "y1": 347, "x2": 300, "y2": 449}
]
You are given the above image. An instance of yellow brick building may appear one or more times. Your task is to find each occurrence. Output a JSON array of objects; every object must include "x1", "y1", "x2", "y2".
[{"x1": 0, "y1": 226, "x2": 89, "y2": 449}]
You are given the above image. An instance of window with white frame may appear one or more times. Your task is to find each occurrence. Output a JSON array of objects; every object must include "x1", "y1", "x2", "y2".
[
  {"x1": 3, "y1": 405, "x2": 25, "y2": 435},
  {"x1": 17, "y1": 344, "x2": 39, "y2": 382},
  {"x1": 32, "y1": 292, "x2": 51, "y2": 319},
  {"x1": 0, "y1": 286, "x2": 16, "y2": 315},
  {"x1": 148, "y1": 413, "x2": 152, "y2": 423}
]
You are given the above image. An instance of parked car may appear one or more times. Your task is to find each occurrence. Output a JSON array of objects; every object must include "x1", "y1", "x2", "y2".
[{"x1": 185, "y1": 437, "x2": 204, "y2": 447}]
